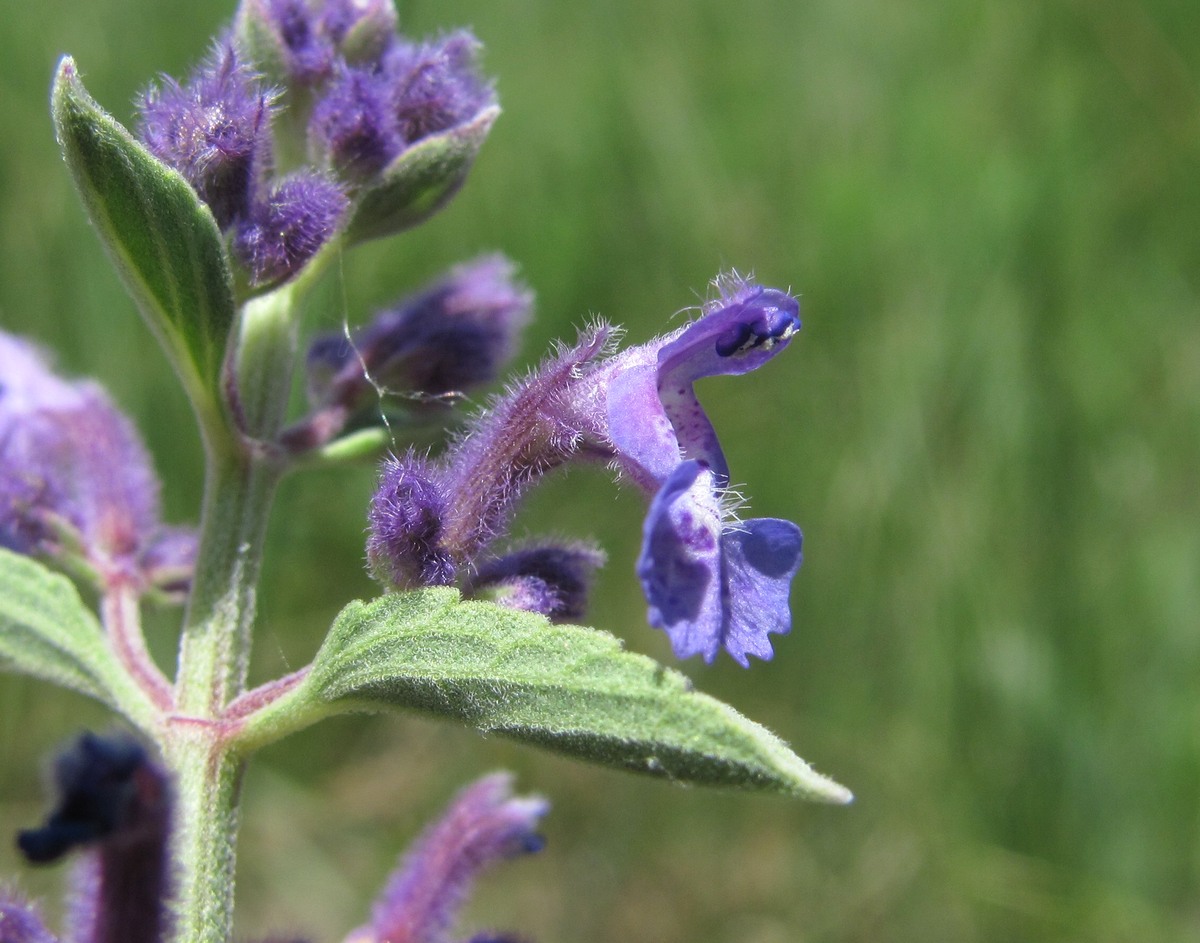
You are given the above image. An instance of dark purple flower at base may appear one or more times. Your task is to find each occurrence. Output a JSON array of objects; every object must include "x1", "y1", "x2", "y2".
[
  {"x1": 234, "y1": 173, "x2": 348, "y2": 286},
  {"x1": 16, "y1": 733, "x2": 172, "y2": 943},
  {"x1": 138, "y1": 43, "x2": 275, "y2": 228},
  {"x1": 344, "y1": 773, "x2": 546, "y2": 943}
]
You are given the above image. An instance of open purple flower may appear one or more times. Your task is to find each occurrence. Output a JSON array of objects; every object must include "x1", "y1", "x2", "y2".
[
  {"x1": 365, "y1": 273, "x2": 802, "y2": 664},
  {"x1": 594, "y1": 274, "x2": 804, "y2": 665}
]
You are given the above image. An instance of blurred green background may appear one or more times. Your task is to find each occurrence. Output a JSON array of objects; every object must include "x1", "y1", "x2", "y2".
[{"x1": 2, "y1": 0, "x2": 1199, "y2": 940}]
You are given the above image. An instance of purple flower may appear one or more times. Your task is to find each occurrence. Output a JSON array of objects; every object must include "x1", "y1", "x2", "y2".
[
  {"x1": 344, "y1": 773, "x2": 546, "y2": 943},
  {"x1": 138, "y1": 42, "x2": 275, "y2": 228},
  {"x1": 367, "y1": 451, "x2": 456, "y2": 589},
  {"x1": 16, "y1": 733, "x2": 172, "y2": 943},
  {"x1": 303, "y1": 254, "x2": 532, "y2": 432},
  {"x1": 590, "y1": 274, "x2": 804, "y2": 665},
  {"x1": 262, "y1": 0, "x2": 337, "y2": 84},
  {"x1": 0, "y1": 332, "x2": 196, "y2": 590},
  {"x1": 0, "y1": 892, "x2": 57, "y2": 943},
  {"x1": 234, "y1": 172, "x2": 348, "y2": 286}
]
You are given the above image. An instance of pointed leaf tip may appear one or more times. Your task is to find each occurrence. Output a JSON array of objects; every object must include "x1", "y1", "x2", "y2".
[{"x1": 51, "y1": 55, "x2": 236, "y2": 441}]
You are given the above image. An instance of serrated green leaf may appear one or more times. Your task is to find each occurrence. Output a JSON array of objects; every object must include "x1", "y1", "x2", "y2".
[
  {"x1": 237, "y1": 589, "x2": 851, "y2": 802},
  {"x1": 0, "y1": 549, "x2": 159, "y2": 732},
  {"x1": 51, "y1": 57, "x2": 236, "y2": 437},
  {"x1": 346, "y1": 107, "x2": 500, "y2": 244}
]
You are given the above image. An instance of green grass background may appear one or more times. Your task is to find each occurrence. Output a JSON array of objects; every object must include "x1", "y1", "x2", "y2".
[{"x1": 2, "y1": 0, "x2": 1199, "y2": 940}]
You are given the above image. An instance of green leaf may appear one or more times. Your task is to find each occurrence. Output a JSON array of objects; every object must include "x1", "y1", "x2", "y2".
[
  {"x1": 51, "y1": 57, "x2": 236, "y2": 438},
  {"x1": 0, "y1": 549, "x2": 159, "y2": 732},
  {"x1": 238, "y1": 589, "x2": 851, "y2": 802},
  {"x1": 346, "y1": 107, "x2": 500, "y2": 244}
]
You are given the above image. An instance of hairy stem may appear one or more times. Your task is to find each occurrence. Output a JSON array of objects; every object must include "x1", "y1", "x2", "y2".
[{"x1": 167, "y1": 285, "x2": 300, "y2": 943}]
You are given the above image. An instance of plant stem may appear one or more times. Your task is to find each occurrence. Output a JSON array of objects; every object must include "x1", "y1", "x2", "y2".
[{"x1": 167, "y1": 285, "x2": 300, "y2": 943}]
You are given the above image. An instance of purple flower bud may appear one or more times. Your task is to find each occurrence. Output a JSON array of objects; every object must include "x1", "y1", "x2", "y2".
[
  {"x1": 17, "y1": 733, "x2": 172, "y2": 943},
  {"x1": 310, "y1": 62, "x2": 400, "y2": 180},
  {"x1": 367, "y1": 452, "x2": 456, "y2": 589},
  {"x1": 346, "y1": 773, "x2": 546, "y2": 943},
  {"x1": 384, "y1": 32, "x2": 495, "y2": 146},
  {"x1": 138, "y1": 42, "x2": 275, "y2": 228},
  {"x1": 263, "y1": 0, "x2": 336, "y2": 84},
  {"x1": 306, "y1": 255, "x2": 532, "y2": 427},
  {"x1": 468, "y1": 542, "x2": 605, "y2": 622},
  {"x1": 0, "y1": 892, "x2": 58, "y2": 943},
  {"x1": 416, "y1": 324, "x2": 613, "y2": 570},
  {"x1": 234, "y1": 172, "x2": 348, "y2": 286},
  {"x1": 0, "y1": 332, "x2": 192, "y2": 585}
]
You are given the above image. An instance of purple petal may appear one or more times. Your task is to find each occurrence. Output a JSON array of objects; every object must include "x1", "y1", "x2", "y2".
[
  {"x1": 637, "y1": 461, "x2": 724, "y2": 663},
  {"x1": 0, "y1": 892, "x2": 58, "y2": 943},
  {"x1": 384, "y1": 31, "x2": 495, "y2": 145},
  {"x1": 654, "y1": 278, "x2": 799, "y2": 482},
  {"x1": 1, "y1": 336, "x2": 171, "y2": 576},
  {"x1": 719, "y1": 518, "x2": 802, "y2": 667},
  {"x1": 352, "y1": 773, "x2": 547, "y2": 943},
  {"x1": 265, "y1": 0, "x2": 336, "y2": 83},
  {"x1": 637, "y1": 461, "x2": 800, "y2": 666},
  {"x1": 310, "y1": 62, "x2": 401, "y2": 180}
]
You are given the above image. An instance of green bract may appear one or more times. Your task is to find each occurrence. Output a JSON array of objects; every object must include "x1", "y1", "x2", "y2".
[
  {"x1": 51, "y1": 58, "x2": 237, "y2": 445},
  {"x1": 346, "y1": 106, "x2": 501, "y2": 244},
  {"x1": 236, "y1": 588, "x2": 852, "y2": 803}
]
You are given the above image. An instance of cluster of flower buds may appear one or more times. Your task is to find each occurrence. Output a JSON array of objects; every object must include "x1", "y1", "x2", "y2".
[
  {"x1": 4, "y1": 734, "x2": 546, "y2": 943},
  {"x1": 362, "y1": 273, "x2": 804, "y2": 666},
  {"x1": 136, "y1": 0, "x2": 497, "y2": 287},
  {"x1": 0, "y1": 333, "x2": 195, "y2": 596}
]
